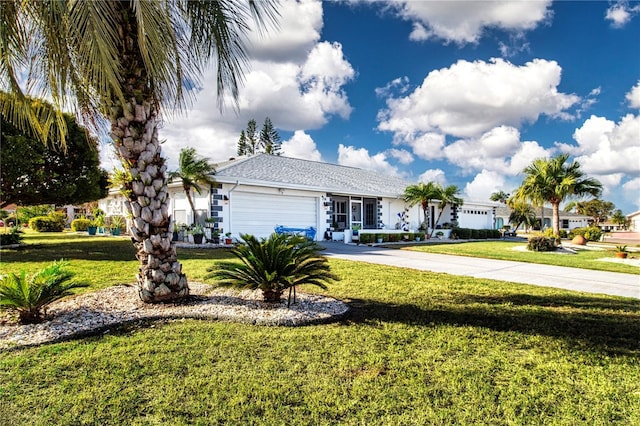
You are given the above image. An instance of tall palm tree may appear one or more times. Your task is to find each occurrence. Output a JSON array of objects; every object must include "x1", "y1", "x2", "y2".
[
  {"x1": 169, "y1": 147, "x2": 216, "y2": 226},
  {"x1": 1, "y1": 1, "x2": 278, "y2": 303},
  {"x1": 403, "y1": 182, "x2": 439, "y2": 231},
  {"x1": 513, "y1": 154, "x2": 602, "y2": 236},
  {"x1": 430, "y1": 184, "x2": 464, "y2": 238}
]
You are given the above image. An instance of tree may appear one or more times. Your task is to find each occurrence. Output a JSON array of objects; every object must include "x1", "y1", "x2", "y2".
[
  {"x1": 168, "y1": 147, "x2": 216, "y2": 226},
  {"x1": 237, "y1": 119, "x2": 259, "y2": 155},
  {"x1": 430, "y1": 184, "x2": 463, "y2": 237},
  {"x1": 1, "y1": 1, "x2": 278, "y2": 303},
  {"x1": 403, "y1": 182, "x2": 439, "y2": 230},
  {"x1": 1, "y1": 113, "x2": 108, "y2": 208},
  {"x1": 260, "y1": 117, "x2": 281, "y2": 155},
  {"x1": 237, "y1": 117, "x2": 281, "y2": 155},
  {"x1": 610, "y1": 209, "x2": 629, "y2": 229},
  {"x1": 513, "y1": 154, "x2": 602, "y2": 237},
  {"x1": 564, "y1": 199, "x2": 615, "y2": 225},
  {"x1": 508, "y1": 201, "x2": 537, "y2": 232},
  {"x1": 237, "y1": 130, "x2": 248, "y2": 156},
  {"x1": 490, "y1": 191, "x2": 510, "y2": 204}
]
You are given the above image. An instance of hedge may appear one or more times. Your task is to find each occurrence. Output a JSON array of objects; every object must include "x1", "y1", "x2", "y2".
[
  {"x1": 28, "y1": 213, "x2": 65, "y2": 232},
  {"x1": 71, "y1": 218, "x2": 92, "y2": 232}
]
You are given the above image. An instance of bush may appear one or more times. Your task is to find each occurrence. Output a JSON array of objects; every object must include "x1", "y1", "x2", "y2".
[
  {"x1": 359, "y1": 233, "x2": 374, "y2": 244},
  {"x1": 0, "y1": 260, "x2": 89, "y2": 324},
  {"x1": 527, "y1": 236, "x2": 557, "y2": 252},
  {"x1": 28, "y1": 213, "x2": 66, "y2": 232},
  {"x1": 208, "y1": 233, "x2": 338, "y2": 305},
  {"x1": 71, "y1": 217, "x2": 92, "y2": 232},
  {"x1": 0, "y1": 227, "x2": 23, "y2": 246},
  {"x1": 569, "y1": 226, "x2": 602, "y2": 242},
  {"x1": 453, "y1": 227, "x2": 471, "y2": 239}
]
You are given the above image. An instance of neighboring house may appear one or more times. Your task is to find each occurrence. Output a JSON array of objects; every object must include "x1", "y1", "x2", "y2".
[
  {"x1": 628, "y1": 211, "x2": 640, "y2": 232},
  {"x1": 100, "y1": 154, "x2": 496, "y2": 241},
  {"x1": 494, "y1": 205, "x2": 590, "y2": 231}
]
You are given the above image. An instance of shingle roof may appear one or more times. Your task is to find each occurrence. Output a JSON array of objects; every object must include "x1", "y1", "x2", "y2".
[{"x1": 214, "y1": 154, "x2": 411, "y2": 197}]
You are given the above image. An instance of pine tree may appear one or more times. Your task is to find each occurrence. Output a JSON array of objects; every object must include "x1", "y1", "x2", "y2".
[
  {"x1": 260, "y1": 117, "x2": 282, "y2": 155},
  {"x1": 246, "y1": 119, "x2": 259, "y2": 154},
  {"x1": 237, "y1": 130, "x2": 248, "y2": 156}
]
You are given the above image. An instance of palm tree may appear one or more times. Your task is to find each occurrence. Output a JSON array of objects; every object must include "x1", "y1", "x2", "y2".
[
  {"x1": 430, "y1": 184, "x2": 463, "y2": 238},
  {"x1": 404, "y1": 182, "x2": 439, "y2": 231},
  {"x1": 490, "y1": 191, "x2": 510, "y2": 204},
  {"x1": 169, "y1": 147, "x2": 216, "y2": 226},
  {"x1": 513, "y1": 154, "x2": 602, "y2": 236},
  {"x1": 1, "y1": 1, "x2": 278, "y2": 303},
  {"x1": 508, "y1": 201, "x2": 537, "y2": 232}
]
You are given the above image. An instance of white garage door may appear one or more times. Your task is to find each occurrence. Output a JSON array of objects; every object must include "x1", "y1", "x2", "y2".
[{"x1": 231, "y1": 192, "x2": 318, "y2": 239}]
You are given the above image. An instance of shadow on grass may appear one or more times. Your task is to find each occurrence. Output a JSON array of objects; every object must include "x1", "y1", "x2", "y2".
[
  {"x1": 343, "y1": 293, "x2": 640, "y2": 355},
  {"x1": 0, "y1": 239, "x2": 234, "y2": 263}
]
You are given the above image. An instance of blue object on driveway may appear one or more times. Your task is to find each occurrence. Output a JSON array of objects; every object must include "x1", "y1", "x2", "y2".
[{"x1": 274, "y1": 225, "x2": 317, "y2": 241}]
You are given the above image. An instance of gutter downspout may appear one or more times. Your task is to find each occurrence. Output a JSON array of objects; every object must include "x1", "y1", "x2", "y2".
[{"x1": 227, "y1": 181, "x2": 239, "y2": 234}]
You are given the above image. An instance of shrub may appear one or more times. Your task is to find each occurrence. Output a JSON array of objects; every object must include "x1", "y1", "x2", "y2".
[
  {"x1": 0, "y1": 227, "x2": 23, "y2": 246},
  {"x1": 0, "y1": 260, "x2": 89, "y2": 324},
  {"x1": 359, "y1": 233, "x2": 374, "y2": 244},
  {"x1": 453, "y1": 227, "x2": 471, "y2": 239},
  {"x1": 476, "y1": 229, "x2": 487, "y2": 239},
  {"x1": 569, "y1": 226, "x2": 602, "y2": 242},
  {"x1": 71, "y1": 217, "x2": 92, "y2": 232},
  {"x1": 527, "y1": 236, "x2": 557, "y2": 252},
  {"x1": 28, "y1": 213, "x2": 66, "y2": 232},
  {"x1": 208, "y1": 233, "x2": 338, "y2": 306}
]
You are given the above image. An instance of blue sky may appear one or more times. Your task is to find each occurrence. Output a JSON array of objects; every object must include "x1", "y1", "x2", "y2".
[{"x1": 103, "y1": 0, "x2": 640, "y2": 214}]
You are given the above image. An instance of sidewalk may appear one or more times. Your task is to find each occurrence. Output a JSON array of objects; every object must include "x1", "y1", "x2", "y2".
[{"x1": 320, "y1": 242, "x2": 640, "y2": 300}]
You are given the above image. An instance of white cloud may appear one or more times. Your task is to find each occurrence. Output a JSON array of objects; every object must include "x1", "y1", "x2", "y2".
[
  {"x1": 626, "y1": 81, "x2": 640, "y2": 108},
  {"x1": 561, "y1": 114, "x2": 640, "y2": 175},
  {"x1": 375, "y1": 76, "x2": 410, "y2": 98},
  {"x1": 337, "y1": 144, "x2": 401, "y2": 177},
  {"x1": 281, "y1": 130, "x2": 322, "y2": 161},
  {"x1": 387, "y1": 148, "x2": 414, "y2": 164},
  {"x1": 464, "y1": 170, "x2": 506, "y2": 201},
  {"x1": 387, "y1": 1, "x2": 552, "y2": 44},
  {"x1": 159, "y1": 0, "x2": 354, "y2": 168},
  {"x1": 418, "y1": 169, "x2": 447, "y2": 185},
  {"x1": 505, "y1": 141, "x2": 553, "y2": 175},
  {"x1": 622, "y1": 178, "x2": 640, "y2": 210},
  {"x1": 605, "y1": 1, "x2": 640, "y2": 28},
  {"x1": 378, "y1": 58, "x2": 579, "y2": 147}
]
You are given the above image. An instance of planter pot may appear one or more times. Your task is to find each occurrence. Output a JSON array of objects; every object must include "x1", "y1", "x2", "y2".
[
  {"x1": 172, "y1": 231, "x2": 179, "y2": 242},
  {"x1": 225, "y1": 238, "x2": 233, "y2": 245},
  {"x1": 193, "y1": 234, "x2": 204, "y2": 244},
  {"x1": 377, "y1": 238, "x2": 383, "y2": 243},
  {"x1": 87, "y1": 226, "x2": 97, "y2": 236},
  {"x1": 415, "y1": 237, "x2": 420, "y2": 242},
  {"x1": 110, "y1": 228, "x2": 121, "y2": 236},
  {"x1": 615, "y1": 252, "x2": 628, "y2": 259}
]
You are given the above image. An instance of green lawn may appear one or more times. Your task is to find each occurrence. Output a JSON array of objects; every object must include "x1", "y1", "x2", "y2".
[
  {"x1": 402, "y1": 240, "x2": 640, "y2": 275},
  {"x1": 1, "y1": 233, "x2": 639, "y2": 424}
]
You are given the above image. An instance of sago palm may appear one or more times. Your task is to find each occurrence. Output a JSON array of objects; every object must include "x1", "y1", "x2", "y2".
[
  {"x1": 208, "y1": 233, "x2": 338, "y2": 306},
  {"x1": 168, "y1": 147, "x2": 216, "y2": 225},
  {"x1": 513, "y1": 154, "x2": 602, "y2": 237},
  {"x1": 404, "y1": 182, "x2": 439, "y2": 230},
  {"x1": 0, "y1": 260, "x2": 89, "y2": 324},
  {"x1": 1, "y1": 1, "x2": 278, "y2": 302}
]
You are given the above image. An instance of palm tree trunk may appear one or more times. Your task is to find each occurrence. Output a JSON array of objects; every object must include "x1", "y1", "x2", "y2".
[
  {"x1": 185, "y1": 188, "x2": 197, "y2": 226},
  {"x1": 552, "y1": 202, "x2": 561, "y2": 237},
  {"x1": 109, "y1": 6, "x2": 188, "y2": 303}
]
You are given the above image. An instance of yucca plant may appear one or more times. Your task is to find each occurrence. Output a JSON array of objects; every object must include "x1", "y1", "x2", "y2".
[
  {"x1": 208, "y1": 233, "x2": 338, "y2": 306},
  {"x1": 0, "y1": 260, "x2": 89, "y2": 324}
]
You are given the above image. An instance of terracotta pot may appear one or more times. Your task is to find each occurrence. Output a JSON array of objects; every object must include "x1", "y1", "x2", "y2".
[
  {"x1": 615, "y1": 252, "x2": 628, "y2": 259},
  {"x1": 572, "y1": 235, "x2": 587, "y2": 245}
]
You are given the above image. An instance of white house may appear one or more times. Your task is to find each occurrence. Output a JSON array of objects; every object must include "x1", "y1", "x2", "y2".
[
  {"x1": 628, "y1": 210, "x2": 640, "y2": 232},
  {"x1": 494, "y1": 205, "x2": 590, "y2": 231},
  {"x1": 100, "y1": 154, "x2": 496, "y2": 241}
]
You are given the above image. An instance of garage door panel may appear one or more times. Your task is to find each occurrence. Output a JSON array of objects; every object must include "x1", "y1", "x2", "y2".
[{"x1": 232, "y1": 192, "x2": 317, "y2": 239}]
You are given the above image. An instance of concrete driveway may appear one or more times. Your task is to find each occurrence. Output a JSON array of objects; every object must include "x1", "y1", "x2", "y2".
[{"x1": 320, "y1": 242, "x2": 640, "y2": 300}]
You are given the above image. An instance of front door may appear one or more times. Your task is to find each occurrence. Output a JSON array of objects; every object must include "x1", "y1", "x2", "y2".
[{"x1": 363, "y1": 198, "x2": 377, "y2": 229}]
